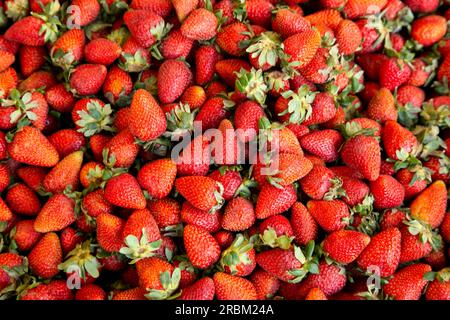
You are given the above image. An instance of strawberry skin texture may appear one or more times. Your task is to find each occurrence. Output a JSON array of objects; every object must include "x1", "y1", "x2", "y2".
[
  {"x1": 123, "y1": 208, "x2": 161, "y2": 243},
  {"x1": 137, "y1": 158, "x2": 176, "y2": 199},
  {"x1": 184, "y1": 224, "x2": 221, "y2": 269},
  {"x1": 283, "y1": 29, "x2": 321, "y2": 69},
  {"x1": 104, "y1": 173, "x2": 147, "y2": 209},
  {"x1": 410, "y1": 180, "x2": 447, "y2": 228},
  {"x1": 357, "y1": 228, "x2": 401, "y2": 277},
  {"x1": 256, "y1": 248, "x2": 301, "y2": 282},
  {"x1": 307, "y1": 200, "x2": 350, "y2": 233},
  {"x1": 34, "y1": 194, "x2": 76, "y2": 233},
  {"x1": 323, "y1": 230, "x2": 371, "y2": 264},
  {"x1": 370, "y1": 175, "x2": 405, "y2": 209},
  {"x1": 181, "y1": 8, "x2": 218, "y2": 41},
  {"x1": 43, "y1": 151, "x2": 83, "y2": 194},
  {"x1": 181, "y1": 202, "x2": 221, "y2": 233},
  {"x1": 75, "y1": 284, "x2": 107, "y2": 300},
  {"x1": 367, "y1": 88, "x2": 397, "y2": 123},
  {"x1": 426, "y1": 278, "x2": 450, "y2": 300},
  {"x1": 70, "y1": 64, "x2": 107, "y2": 96},
  {"x1": 136, "y1": 256, "x2": 174, "y2": 290},
  {"x1": 0, "y1": 253, "x2": 23, "y2": 290},
  {"x1": 179, "y1": 277, "x2": 215, "y2": 300},
  {"x1": 175, "y1": 176, "x2": 222, "y2": 212},
  {"x1": 213, "y1": 272, "x2": 257, "y2": 300},
  {"x1": 97, "y1": 213, "x2": 126, "y2": 252},
  {"x1": 411, "y1": 15, "x2": 447, "y2": 47},
  {"x1": 4, "y1": 16, "x2": 45, "y2": 46},
  {"x1": 291, "y1": 202, "x2": 318, "y2": 246},
  {"x1": 5, "y1": 183, "x2": 41, "y2": 216},
  {"x1": 84, "y1": 38, "x2": 122, "y2": 65},
  {"x1": 256, "y1": 184, "x2": 297, "y2": 219},
  {"x1": 28, "y1": 232, "x2": 62, "y2": 279},
  {"x1": 383, "y1": 263, "x2": 432, "y2": 300},
  {"x1": 222, "y1": 196, "x2": 255, "y2": 231},
  {"x1": 157, "y1": 59, "x2": 192, "y2": 104},
  {"x1": 129, "y1": 89, "x2": 167, "y2": 141},
  {"x1": 8, "y1": 126, "x2": 60, "y2": 167}
]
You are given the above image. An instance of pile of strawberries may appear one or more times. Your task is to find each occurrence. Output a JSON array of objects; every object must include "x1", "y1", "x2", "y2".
[{"x1": 0, "y1": 0, "x2": 449, "y2": 301}]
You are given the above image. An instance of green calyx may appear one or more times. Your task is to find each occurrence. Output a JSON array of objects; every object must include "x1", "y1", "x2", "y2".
[
  {"x1": 404, "y1": 219, "x2": 442, "y2": 251},
  {"x1": 75, "y1": 100, "x2": 115, "y2": 137},
  {"x1": 107, "y1": 27, "x2": 130, "y2": 46},
  {"x1": 323, "y1": 177, "x2": 347, "y2": 201},
  {"x1": 419, "y1": 100, "x2": 450, "y2": 129},
  {"x1": 265, "y1": 70, "x2": 289, "y2": 94},
  {"x1": 144, "y1": 267, "x2": 181, "y2": 300},
  {"x1": 1, "y1": 89, "x2": 38, "y2": 129},
  {"x1": 259, "y1": 228, "x2": 293, "y2": 250},
  {"x1": 219, "y1": 234, "x2": 254, "y2": 275},
  {"x1": 339, "y1": 121, "x2": 376, "y2": 141},
  {"x1": 4, "y1": 0, "x2": 29, "y2": 21},
  {"x1": 246, "y1": 31, "x2": 282, "y2": 69},
  {"x1": 150, "y1": 20, "x2": 173, "y2": 60},
  {"x1": 278, "y1": 85, "x2": 316, "y2": 124},
  {"x1": 235, "y1": 67, "x2": 268, "y2": 106},
  {"x1": 210, "y1": 182, "x2": 225, "y2": 213},
  {"x1": 58, "y1": 241, "x2": 101, "y2": 280},
  {"x1": 119, "y1": 50, "x2": 149, "y2": 73},
  {"x1": 288, "y1": 241, "x2": 319, "y2": 283},
  {"x1": 391, "y1": 148, "x2": 432, "y2": 185},
  {"x1": 51, "y1": 48, "x2": 76, "y2": 71},
  {"x1": 413, "y1": 125, "x2": 446, "y2": 160},
  {"x1": 165, "y1": 103, "x2": 198, "y2": 139},
  {"x1": 119, "y1": 228, "x2": 163, "y2": 264},
  {"x1": 348, "y1": 194, "x2": 380, "y2": 236}
]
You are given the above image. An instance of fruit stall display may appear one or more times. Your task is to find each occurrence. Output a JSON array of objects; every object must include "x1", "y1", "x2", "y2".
[{"x1": 0, "y1": 0, "x2": 449, "y2": 301}]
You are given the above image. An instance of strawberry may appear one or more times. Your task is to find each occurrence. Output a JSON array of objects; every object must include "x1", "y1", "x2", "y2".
[
  {"x1": 179, "y1": 277, "x2": 215, "y2": 300},
  {"x1": 136, "y1": 257, "x2": 180, "y2": 299},
  {"x1": 305, "y1": 287, "x2": 327, "y2": 300},
  {"x1": 299, "y1": 165, "x2": 336, "y2": 200},
  {"x1": 161, "y1": 29, "x2": 194, "y2": 60},
  {"x1": 383, "y1": 263, "x2": 432, "y2": 300},
  {"x1": 379, "y1": 58, "x2": 412, "y2": 91},
  {"x1": 75, "y1": 284, "x2": 107, "y2": 300},
  {"x1": 300, "y1": 129, "x2": 344, "y2": 163},
  {"x1": 104, "y1": 173, "x2": 147, "y2": 209},
  {"x1": 181, "y1": 8, "x2": 218, "y2": 41},
  {"x1": 175, "y1": 176, "x2": 224, "y2": 212},
  {"x1": 233, "y1": 100, "x2": 265, "y2": 142},
  {"x1": 366, "y1": 87, "x2": 397, "y2": 123},
  {"x1": 123, "y1": 208, "x2": 161, "y2": 242},
  {"x1": 343, "y1": 0, "x2": 387, "y2": 19},
  {"x1": 0, "y1": 67, "x2": 18, "y2": 99},
  {"x1": 283, "y1": 29, "x2": 321, "y2": 69},
  {"x1": 215, "y1": 59, "x2": 251, "y2": 86},
  {"x1": 181, "y1": 201, "x2": 221, "y2": 233},
  {"x1": 15, "y1": 166, "x2": 47, "y2": 192},
  {"x1": 28, "y1": 232, "x2": 62, "y2": 279},
  {"x1": 71, "y1": 0, "x2": 100, "y2": 26},
  {"x1": 213, "y1": 272, "x2": 257, "y2": 300},
  {"x1": 49, "y1": 129, "x2": 85, "y2": 158},
  {"x1": 130, "y1": 0, "x2": 173, "y2": 17},
  {"x1": 305, "y1": 9, "x2": 342, "y2": 30},
  {"x1": 97, "y1": 213, "x2": 126, "y2": 253},
  {"x1": 184, "y1": 224, "x2": 221, "y2": 269},
  {"x1": 4, "y1": 16, "x2": 49, "y2": 46},
  {"x1": 172, "y1": 0, "x2": 199, "y2": 22},
  {"x1": 290, "y1": 202, "x2": 318, "y2": 246},
  {"x1": 137, "y1": 159, "x2": 176, "y2": 199},
  {"x1": 195, "y1": 45, "x2": 221, "y2": 85},
  {"x1": 70, "y1": 64, "x2": 107, "y2": 96},
  {"x1": 82, "y1": 189, "x2": 113, "y2": 218},
  {"x1": 249, "y1": 269, "x2": 280, "y2": 300},
  {"x1": 0, "y1": 50, "x2": 14, "y2": 73},
  {"x1": 370, "y1": 175, "x2": 405, "y2": 209},
  {"x1": 6, "y1": 180, "x2": 38, "y2": 214},
  {"x1": 34, "y1": 194, "x2": 76, "y2": 233},
  {"x1": 222, "y1": 196, "x2": 255, "y2": 231},
  {"x1": 113, "y1": 287, "x2": 147, "y2": 300},
  {"x1": 18, "y1": 70, "x2": 56, "y2": 92},
  {"x1": 181, "y1": 85, "x2": 207, "y2": 109},
  {"x1": 147, "y1": 198, "x2": 181, "y2": 229},
  {"x1": 174, "y1": 135, "x2": 211, "y2": 176},
  {"x1": 120, "y1": 37, "x2": 151, "y2": 73},
  {"x1": 8, "y1": 126, "x2": 59, "y2": 167},
  {"x1": 158, "y1": 59, "x2": 192, "y2": 104},
  {"x1": 307, "y1": 199, "x2": 349, "y2": 233},
  {"x1": 11, "y1": 219, "x2": 42, "y2": 251},
  {"x1": 60, "y1": 227, "x2": 84, "y2": 255},
  {"x1": 336, "y1": 19, "x2": 362, "y2": 55},
  {"x1": 411, "y1": 15, "x2": 447, "y2": 47},
  {"x1": 382, "y1": 120, "x2": 418, "y2": 160},
  {"x1": 323, "y1": 230, "x2": 371, "y2": 264},
  {"x1": 410, "y1": 180, "x2": 447, "y2": 229},
  {"x1": 51, "y1": 29, "x2": 85, "y2": 69},
  {"x1": 104, "y1": 129, "x2": 139, "y2": 168},
  {"x1": 129, "y1": 89, "x2": 166, "y2": 141},
  {"x1": 0, "y1": 252, "x2": 23, "y2": 290},
  {"x1": 43, "y1": 151, "x2": 83, "y2": 194},
  {"x1": 255, "y1": 183, "x2": 297, "y2": 219},
  {"x1": 84, "y1": 38, "x2": 121, "y2": 66},
  {"x1": 399, "y1": 224, "x2": 433, "y2": 264},
  {"x1": 195, "y1": 97, "x2": 232, "y2": 130},
  {"x1": 123, "y1": 10, "x2": 165, "y2": 48},
  {"x1": 45, "y1": 84, "x2": 75, "y2": 113},
  {"x1": 216, "y1": 22, "x2": 250, "y2": 57},
  {"x1": 425, "y1": 269, "x2": 450, "y2": 300},
  {"x1": 272, "y1": 8, "x2": 310, "y2": 39},
  {"x1": 357, "y1": 227, "x2": 401, "y2": 277}
]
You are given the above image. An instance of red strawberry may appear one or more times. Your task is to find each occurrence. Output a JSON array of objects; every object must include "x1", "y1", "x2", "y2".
[
  {"x1": 8, "y1": 126, "x2": 59, "y2": 167},
  {"x1": 175, "y1": 176, "x2": 224, "y2": 212},
  {"x1": 43, "y1": 151, "x2": 83, "y2": 194},
  {"x1": 75, "y1": 284, "x2": 107, "y2": 300},
  {"x1": 307, "y1": 199, "x2": 349, "y2": 233},
  {"x1": 0, "y1": 197, "x2": 13, "y2": 222},
  {"x1": 16, "y1": 166, "x2": 47, "y2": 191},
  {"x1": 104, "y1": 173, "x2": 146, "y2": 209},
  {"x1": 357, "y1": 227, "x2": 401, "y2": 277},
  {"x1": 195, "y1": 45, "x2": 221, "y2": 85},
  {"x1": 370, "y1": 175, "x2": 405, "y2": 209},
  {"x1": 0, "y1": 50, "x2": 15, "y2": 73},
  {"x1": 379, "y1": 58, "x2": 412, "y2": 91},
  {"x1": 411, "y1": 15, "x2": 447, "y2": 47},
  {"x1": 222, "y1": 196, "x2": 255, "y2": 231},
  {"x1": 305, "y1": 287, "x2": 327, "y2": 300},
  {"x1": 181, "y1": 202, "x2": 221, "y2": 233},
  {"x1": 195, "y1": 97, "x2": 232, "y2": 131},
  {"x1": 299, "y1": 165, "x2": 336, "y2": 200},
  {"x1": 6, "y1": 183, "x2": 41, "y2": 216},
  {"x1": 305, "y1": 9, "x2": 342, "y2": 30},
  {"x1": 158, "y1": 59, "x2": 192, "y2": 104},
  {"x1": 70, "y1": 64, "x2": 107, "y2": 96},
  {"x1": 425, "y1": 269, "x2": 450, "y2": 300},
  {"x1": 123, "y1": 10, "x2": 164, "y2": 48},
  {"x1": 336, "y1": 19, "x2": 362, "y2": 55},
  {"x1": 272, "y1": 8, "x2": 310, "y2": 39},
  {"x1": 179, "y1": 277, "x2": 215, "y2": 300},
  {"x1": 104, "y1": 129, "x2": 139, "y2": 168},
  {"x1": 410, "y1": 180, "x2": 447, "y2": 229},
  {"x1": 51, "y1": 29, "x2": 85, "y2": 68},
  {"x1": 216, "y1": 22, "x2": 250, "y2": 57},
  {"x1": 250, "y1": 269, "x2": 280, "y2": 300},
  {"x1": 300, "y1": 129, "x2": 344, "y2": 163},
  {"x1": 4, "y1": 16, "x2": 47, "y2": 46},
  {"x1": 283, "y1": 29, "x2": 321, "y2": 69},
  {"x1": 172, "y1": 0, "x2": 199, "y2": 21},
  {"x1": 383, "y1": 263, "x2": 431, "y2": 300},
  {"x1": 233, "y1": 100, "x2": 265, "y2": 142},
  {"x1": 184, "y1": 224, "x2": 221, "y2": 269},
  {"x1": 296, "y1": 261, "x2": 347, "y2": 297},
  {"x1": 11, "y1": 219, "x2": 42, "y2": 251},
  {"x1": 213, "y1": 272, "x2": 257, "y2": 300},
  {"x1": 382, "y1": 120, "x2": 418, "y2": 160},
  {"x1": 49, "y1": 129, "x2": 86, "y2": 158},
  {"x1": 147, "y1": 198, "x2": 181, "y2": 229},
  {"x1": 129, "y1": 89, "x2": 166, "y2": 141},
  {"x1": 181, "y1": 8, "x2": 218, "y2": 41},
  {"x1": 84, "y1": 38, "x2": 121, "y2": 66},
  {"x1": 45, "y1": 84, "x2": 76, "y2": 113},
  {"x1": 97, "y1": 213, "x2": 126, "y2": 252},
  {"x1": 161, "y1": 29, "x2": 194, "y2": 60},
  {"x1": 323, "y1": 230, "x2": 371, "y2": 264},
  {"x1": 28, "y1": 232, "x2": 62, "y2": 279},
  {"x1": 208, "y1": 169, "x2": 242, "y2": 201},
  {"x1": 71, "y1": 0, "x2": 100, "y2": 26},
  {"x1": 0, "y1": 67, "x2": 18, "y2": 99},
  {"x1": 255, "y1": 184, "x2": 297, "y2": 219},
  {"x1": 34, "y1": 194, "x2": 76, "y2": 233},
  {"x1": 343, "y1": 0, "x2": 387, "y2": 19},
  {"x1": 366, "y1": 88, "x2": 397, "y2": 123},
  {"x1": 137, "y1": 159, "x2": 176, "y2": 199},
  {"x1": 136, "y1": 257, "x2": 180, "y2": 299},
  {"x1": 290, "y1": 202, "x2": 318, "y2": 246}
]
